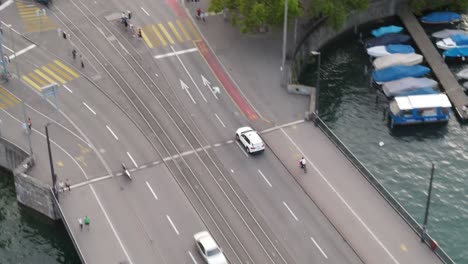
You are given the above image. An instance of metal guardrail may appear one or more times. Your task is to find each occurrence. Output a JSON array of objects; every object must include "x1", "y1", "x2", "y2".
[
  {"x1": 313, "y1": 115, "x2": 455, "y2": 264},
  {"x1": 50, "y1": 187, "x2": 86, "y2": 264}
]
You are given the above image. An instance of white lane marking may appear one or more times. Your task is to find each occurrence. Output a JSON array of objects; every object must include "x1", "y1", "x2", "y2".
[
  {"x1": 140, "y1": 6, "x2": 150, "y2": 16},
  {"x1": 214, "y1": 113, "x2": 226, "y2": 128},
  {"x1": 171, "y1": 46, "x2": 207, "y2": 102},
  {"x1": 311, "y1": 237, "x2": 328, "y2": 259},
  {"x1": 106, "y1": 125, "x2": 118, "y2": 140},
  {"x1": 2, "y1": 45, "x2": 13, "y2": 53},
  {"x1": 226, "y1": 139, "x2": 234, "y2": 144},
  {"x1": 152, "y1": 161, "x2": 159, "y2": 165},
  {"x1": 188, "y1": 251, "x2": 198, "y2": 264},
  {"x1": 181, "y1": 79, "x2": 196, "y2": 104},
  {"x1": 63, "y1": 84, "x2": 73, "y2": 93},
  {"x1": 260, "y1": 119, "x2": 305, "y2": 134},
  {"x1": 236, "y1": 141, "x2": 249, "y2": 157},
  {"x1": 166, "y1": 215, "x2": 179, "y2": 235},
  {"x1": 214, "y1": 143, "x2": 221, "y2": 147},
  {"x1": 8, "y1": 44, "x2": 36, "y2": 60},
  {"x1": 140, "y1": 164, "x2": 147, "y2": 169},
  {"x1": 257, "y1": 169, "x2": 272, "y2": 188},
  {"x1": 155, "y1": 48, "x2": 198, "y2": 59},
  {"x1": 145, "y1": 181, "x2": 158, "y2": 200},
  {"x1": 126, "y1": 152, "x2": 138, "y2": 167},
  {"x1": 280, "y1": 128, "x2": 400, "y2": 264},
  {"x1": 82, "y1": 102, "x2": 96, "y2": 115},
  {"x1": 283, "y1": 201, "x2": 298, "y2": 221}
]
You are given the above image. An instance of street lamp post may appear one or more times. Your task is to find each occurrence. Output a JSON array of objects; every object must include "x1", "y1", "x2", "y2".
[
  {"x1": 281, "y1": 0, "x2": 288, "y2": 73},
  {"x1": 45, "y1": 123, "x2": 58, "y2": 202},
  {"x1": 311, "y1": 51, "x2": 321, "y2": 123},
  {"x1": 421, "y1": 162, "x2": 435, "y2": 242}
]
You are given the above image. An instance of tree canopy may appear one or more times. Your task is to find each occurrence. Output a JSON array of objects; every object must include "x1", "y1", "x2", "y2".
[{"x1": 408, "y1": 0, "x2": 468, "y2": 14}]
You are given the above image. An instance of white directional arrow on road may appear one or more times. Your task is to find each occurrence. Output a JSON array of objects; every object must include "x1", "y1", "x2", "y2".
[
  {"x1": 180, "y1": 79, "x2": 196, "y2": 104},
  {"x1": 201, "y1": 74, "x2": 219, "y2": 99}
]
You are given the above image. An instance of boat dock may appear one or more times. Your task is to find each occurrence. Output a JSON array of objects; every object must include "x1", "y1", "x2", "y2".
[{"x1": 399, "y1": 8, "x2": 468, "y2": 121}]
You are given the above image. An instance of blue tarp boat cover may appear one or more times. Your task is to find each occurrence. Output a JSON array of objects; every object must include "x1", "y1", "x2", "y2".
[
  {"x1": 451, "y1": 34, "x2": 468, "y2": 46},
  {"x1": 443, "y1": 47, "x2": 468, "y2": 57},
  {"x1": 372, "y1": 25, "x2": 404, "y2": 37},
  {"x1": 365, "y1": 33, "x2": 411, "y2": 48},
  {"x1": 398, "y1": 87, "x2": 438, "y2": 96},
  {"x1": 420, "y1": 11, "x2": 461, "y2": 24},
  {"x1": 372, "y1": 65, "x2": 431, "y2": 83},
  {"x1": 382, "y1": 77, "x2": 438, "y2": 97},
  {"x1": 386, "y1": 44, "x2": 415, "y2": 54}
]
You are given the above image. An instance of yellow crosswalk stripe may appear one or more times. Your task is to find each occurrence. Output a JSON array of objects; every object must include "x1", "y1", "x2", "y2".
[
  {"x1": 22, "y1": 76, "x2": 42, "y2": 91},
  {"x1": 0, "y1": 87, "x2": 19, "y2": 104},
  {"x1": 143, "y1": 26, "x2": 160, "y2": 48},
  {"x1": 140, "y1": 28, "x2": 153, "y2": 48},
  {"x1": 168, "y1": 22, "x2": 183, "y2": 43},
  {"x1": 176, "y1": 20, "x2": 191, "y2": 41},
  {"x1": 0, "y1": 93, "x2": 15, "y2": 107},
  {"x1": 27, "y1": 72, "x2": 47, "y2": 86},
  {"x1": 151, "y1": 25, "x2": 167, "y2": 46},
  {"x1": 0, "y1": 103, "x2": 6, "y2": 110},
  {"x1": 47, "y1": 63, "x2": 73, "y2": 81},
  {"x1": 158, "y1": 24, "x2": 175, "y2": 44},
  {"x1": 34, "y1": 69, "x2": 55, "y2": 84},
  {"x1": 41, "y1": 66, "x2": 66, "y2": 84},
  {"x1": 185, "y1": 18, "x2": 201, "y2": 40},
  {"x1": 54, "y1": 60, "x2": 79, "y2": 78}
]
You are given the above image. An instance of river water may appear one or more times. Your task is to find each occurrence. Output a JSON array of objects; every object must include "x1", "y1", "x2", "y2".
[
  {"x1": 300, "y1": 20, "x2": 468, "y2": 263},
  {"x1": 0, "y1": 170, "x2": 79, "y2": 263}
]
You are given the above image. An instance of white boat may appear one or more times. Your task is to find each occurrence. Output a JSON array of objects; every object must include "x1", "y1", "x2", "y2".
[
  {"x1": 432, "y1": 29, "x2": 468, "y2": 39},
  {"x1": 373, "y1": 53, "x2": 423, "y2": 70},
  {"x1": 456, "y1": 68, "x2": 468, "y2": 79},
  {"x1": 436, "y1": 34, "x2": 468, "y2": 50},
  {"x1": 382, "y1": 77, "x2": 438, "y2": 97},
  {"x1": 366, "y1": 44, "x2": 415, "y2": 57}
]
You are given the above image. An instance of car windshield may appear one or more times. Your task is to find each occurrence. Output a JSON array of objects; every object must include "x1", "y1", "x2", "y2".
[{"x1": 207, "y1": 247, "x2": 221, "y2": 256}]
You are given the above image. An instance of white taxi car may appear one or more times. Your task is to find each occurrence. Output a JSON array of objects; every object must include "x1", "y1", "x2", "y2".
[{"x1": 235, "y1": 126, "x2": 265, "y2": 154}]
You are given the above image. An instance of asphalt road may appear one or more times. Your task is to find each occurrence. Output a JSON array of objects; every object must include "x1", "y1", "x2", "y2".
[{"x1": 0, "y1": 0, "x2": 441, "y2": 264}]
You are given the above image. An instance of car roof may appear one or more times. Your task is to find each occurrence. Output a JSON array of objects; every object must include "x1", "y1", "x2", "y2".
[
  {"x1": 244, "y1": 131, "x2": 263, "y2": 144},
  {"x1": 196, "y1": 232, "x2": 218, "y2": 251}
]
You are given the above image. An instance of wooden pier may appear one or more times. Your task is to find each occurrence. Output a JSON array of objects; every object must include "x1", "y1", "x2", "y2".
[{"x1": 399, "y1": 8, "x2": 468, "y2": 121}]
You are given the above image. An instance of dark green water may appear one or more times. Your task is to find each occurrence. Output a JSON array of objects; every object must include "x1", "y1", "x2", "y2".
[
  {"x1": 300, "y1": 24, "x2": 468, "y2": 263},
  {"x1": 0, "y1": 170, "x2": 80, "y2": 264}
]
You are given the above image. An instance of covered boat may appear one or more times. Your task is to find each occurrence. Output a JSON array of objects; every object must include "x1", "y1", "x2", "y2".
[
  {"x1": 371, "y1": 25, "x2": 404, "y2": 37},
  {"x1": 420, "y1": 11, "x2": 461, "y2": 24},
  {"x1": 382, "y1": 77, "x2": 438, "y2": 97},
  {"x1": 373, "y1": 53, "x2": 423, "y2": 70},
  {"x1": 443, "y1": 47, "x2": 468, "y2": 59},
  {"x1": 365, "y1": 33, "x2": 411, "y2": 48},
  {"x1": 436, "y1": 34, "x2": 468, "y2": 50},
  {"x1": 372, "y1": 65, "x2": 431, "y2": 84},
  {"x1": 456, "y1": 68, "x2": 468, "y2": 79},
  {"x1": 388, "y1": 94, "x2": 451, "y2": 128},
  {"x1": 432, "y1": 29, "x2": 468, "y2": 39},
  {"x1": 367, "y1": 44, "x2": 415, "y2": 57}
]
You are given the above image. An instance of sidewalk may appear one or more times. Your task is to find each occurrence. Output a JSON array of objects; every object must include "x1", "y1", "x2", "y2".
[{"x1": 182, "y1": 1, "x2": 443, "y2": 263}]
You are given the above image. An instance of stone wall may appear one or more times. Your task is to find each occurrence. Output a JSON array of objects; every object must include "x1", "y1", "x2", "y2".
[
  {"x1": 291, "y1": 0, "x2": 405, "y2": 83},
  {"x1": 0, "y1": 137, "x2": 59, "y2": 220}
]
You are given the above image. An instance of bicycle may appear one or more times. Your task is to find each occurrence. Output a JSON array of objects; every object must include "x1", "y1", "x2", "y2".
[{"x1": 1, "y1": 71, "x2": 11, "y2": 82}]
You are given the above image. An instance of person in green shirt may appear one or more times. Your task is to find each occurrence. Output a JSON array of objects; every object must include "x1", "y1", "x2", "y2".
[{"x1": 84, "y1": 215, "x2": 90, "y2": 230}]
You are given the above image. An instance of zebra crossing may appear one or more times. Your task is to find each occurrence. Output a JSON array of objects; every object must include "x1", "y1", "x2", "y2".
[
  {"x1": 16, "y1": 1, "x2": 56, "y2": 33},
  {"x1": 21, "y1": 60, "x2": 80, "y2": 91},
  {"x1": 140, "y1": 19, "x2": 201, "y2": 49},
  {"x1": 0, "y1": 86, "x2": 20, "y2": 110}
]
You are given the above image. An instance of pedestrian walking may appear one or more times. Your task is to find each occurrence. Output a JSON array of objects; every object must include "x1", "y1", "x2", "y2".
[
  {"x1": 72, "y1": 49, "x2": 76, "y2": 60},
  {"x1": 65, "y1": 178, "x2": 71, "y2": 191},
  {"x1": 196, "y1": 8, "x2": 201, "y2": 19},
  {"x1": 201, "y1": 12, "x2": 206, "y2": 22},
  {"x1": 59, "y1": 180, "x2": 65, "y2": 193},
  {"x1": 78, "y1": 218, "x2": 83, "y2": 230},
  {"x1": 138, "y1": 28, "x2": 142, "y2": 38},
  {"x1": 80, "y1": 55, "x2": 84, "y2": 68},
  {"x1": 27, "y1": 117, "x2": 32, "y2": 131},
  {"x1": 129, "y1": 23, "x2": 134, "y2": 36},
  {"x1": 127, "y1": 10, "x2": 132, "y2": 20},
  {"x1": 84, "y1": 215, "x2": 90, "y2": 230}
]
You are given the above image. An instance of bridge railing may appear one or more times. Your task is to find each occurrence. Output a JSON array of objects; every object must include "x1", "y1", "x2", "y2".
[
  {"x1": 50, "y1": 187, "x2": 87, "y2": 264},
  {"x1": 313, "y1": 116, "x2": 455, "y2": 264}
]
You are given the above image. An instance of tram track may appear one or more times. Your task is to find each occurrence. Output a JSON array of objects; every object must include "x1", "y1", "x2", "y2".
[{"x1": 52, "y1": 1, "x2": 293, "y2": 263}]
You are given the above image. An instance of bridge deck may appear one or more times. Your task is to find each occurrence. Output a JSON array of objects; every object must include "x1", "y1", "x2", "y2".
[{"x1": 399, "y1": 8, "x2": 468, "y2": 121}]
